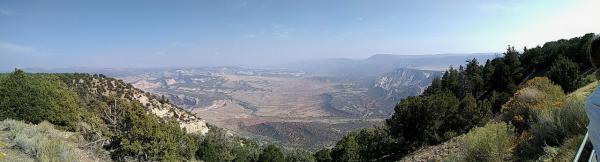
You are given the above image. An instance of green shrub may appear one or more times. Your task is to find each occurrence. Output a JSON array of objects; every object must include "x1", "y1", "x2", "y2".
[
  {"x1": 0, "y1": 69, "x2": 80, "y2": 130},
  {"x1": 555, "y1": 97, "x2": 588, "y2": 136},
  {"x1": 195, "y1": 127, "x2": 260, "y2": 162},
  {"x1": 331, "y1": 133, "x2": 360, "y2": 162},
  {"x1": 285, "y1": 149, "x2": 316, "y2": 162},
  {"x1": 547, "y1": 56, "x2": 583, "y2": 92},
  {"x1": 107, "y1": 98, "x2": 196, "y2": 161},
  {"x1": 456, "y1": 122, "x2": 516, "y2": 161},
  {"x1": 258, "y1": 144, "x2": 285, "y2": 162},
  {"x1": 517, "y1": 96, "x2": 588, "y2": 160},
  {"x1": 502, "y1": 77, "x2": 565, "y2": 132},
  {"x1": 314, "y1": 148, "x2": 332, "y2": 162},
  {"x1": 196, "y1": 129, "x2": 235, "y2": 162}
]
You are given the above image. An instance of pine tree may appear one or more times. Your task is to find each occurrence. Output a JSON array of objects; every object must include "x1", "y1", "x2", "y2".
[
  {"x1": 258, "y1": 145, "x2": 285, "y2": 162},
  {"x1": 314, "y1": 149, "x2": 333, "y2": 162},
  {"x1": 547, "y1": 56, "x2": 581, "y2": 92},
  {"x1": 465, "y1": 58, "x2": 484, "y2": 96},
  {"x1": 331, "y1": 133, "x2": 360, "y2": 162}
]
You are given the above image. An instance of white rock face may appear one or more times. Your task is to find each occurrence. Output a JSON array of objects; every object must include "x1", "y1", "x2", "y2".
[
  {"x1": 165, "y1": 78, "x2": 177, "y2": 86},
  {"x1": 373, "y1": 69, "x2": 442, "y2": 99},
  {"x1": 140, "y1": 93, "x2": 210, "y2": 135}
]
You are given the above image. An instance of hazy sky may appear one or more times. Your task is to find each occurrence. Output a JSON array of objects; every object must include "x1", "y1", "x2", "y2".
[{"x1": 1, "y1": 0, "x2": 599, "y2": 70}]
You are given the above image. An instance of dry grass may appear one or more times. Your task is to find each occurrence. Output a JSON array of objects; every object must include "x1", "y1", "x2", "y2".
[
  {"x1": 0, "y1": 119, "x2": 110, "y2": 162},
  {"x1": 447, "y1": 122, "x2": 516, "y2": 162}
]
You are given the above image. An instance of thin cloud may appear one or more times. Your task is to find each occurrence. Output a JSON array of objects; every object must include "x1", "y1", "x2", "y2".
[
  {"x1": 0, "y1": 8, "x2": 14, "y2": 15},
  {"x1": 475, "y1": 3, "x2": 522, "y2": 11},
  {"x1": 0, "y1": 41, "x2": 41, "y2": 55},
  {"x1": 272, "y1": 31, "x2": 290, "y2": 38}
]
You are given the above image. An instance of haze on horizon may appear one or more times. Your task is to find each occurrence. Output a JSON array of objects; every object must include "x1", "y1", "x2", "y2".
[{"x1": 1, "y1": 0, "x2": 599, "y2": 70}]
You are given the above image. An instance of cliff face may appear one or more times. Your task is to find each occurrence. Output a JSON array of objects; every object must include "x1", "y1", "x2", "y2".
[{"x1": 372, "y1": 68, "x2": 442, "y2": 101}]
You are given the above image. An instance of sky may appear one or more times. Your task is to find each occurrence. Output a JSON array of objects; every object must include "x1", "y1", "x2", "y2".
[{"x1": 1, "y1": 0, "x2": 599, "y2": 70}]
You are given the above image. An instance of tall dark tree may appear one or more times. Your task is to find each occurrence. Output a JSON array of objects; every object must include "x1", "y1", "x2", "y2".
[
  {"x1": 387, "y1": 91, "x2": 460, "y2": 147},
  {"x1": 331, "y1": 133, "x2": 360, "y2": 162},
  {"x1": 356, "y1": 127, "x2": 401, "y2": 161},
  {"x1": 314, "y1": 149, "x2": 333, "y2": 162},
  {"x1": 258, "y1": 145, "x2": 285, "y2": 162},
  {"x1": 465, "y1": 58, "x2": 484, "y2": 96},
  {"x1": 482, "y1": 59, "x2": 496, "y2": 90},
  {"x1": 495, "y1": 46, "x2": 523, "y2": 93},
  {"x1": 547, "y1": 56, "x2": 581, "y2": 92},
  {"x1": 460, "y1": 94, "x2": 479, "y2": 129}
]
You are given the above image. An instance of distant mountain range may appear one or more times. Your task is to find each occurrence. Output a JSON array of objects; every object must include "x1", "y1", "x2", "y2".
[{"x1": 284, "y1": 53, "x2": 497, "y2": 78}]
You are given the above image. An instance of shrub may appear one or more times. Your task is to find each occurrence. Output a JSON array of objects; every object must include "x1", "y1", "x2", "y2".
[
  {"x1": 1, "y1": 119, "x2": 82, "y2": 162},
  {"x1": 314, "y1": 149, "x2": 332, "y2": 162},
  {"x1": 537, "y1": 135, "x2": 584, "y2": 161},
  {"x1": 547, "y1": 56, "x2": 583, "y2": 92},
  {"x1": 285, "y1": 149, "x2": 316, "y2": 162},
  {"x1": 195, "y1": 127, "x2": 260, "y2": 162},
  {"x1": 258, "y1": 144, "x2": 285, "y2": 162},
  {"x1": 387, "y1": 91, "x2": 461, "y2": 147},
  {"x1": 107, "y1": 99, "x2": 196, "y2": 161},
  {"x1": 196, "y1": 129, "x2": 235, "y2": 162},
  {"x1": 502, "y1": 77, "x2": 565, "y2": 132},
  {"x1": 0, "y1": 70, "x2": 80, "y2": 130},
  {"x1": 331, "y1": 133, "x2": 360, "y2": 162},
  {"x1": 356, "y1": 127, "x2": 401, "y2": 161},
  {"x1": 554, "y1": 97, "x2": 588, "y2": 136},
  {"x1": 516, "y1": 96, "x2": 588, "y2": 160},
  {"x1": 456, "y1": 122, "x2": 516, "y2": 161}
]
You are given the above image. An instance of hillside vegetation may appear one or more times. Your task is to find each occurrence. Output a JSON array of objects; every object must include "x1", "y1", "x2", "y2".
[
  {"x1": 313, "y1": 33, "x2": 596, "y2": 161},
  {"x1": 0, "y1": 70, "x2": 316, "y2": 161}
]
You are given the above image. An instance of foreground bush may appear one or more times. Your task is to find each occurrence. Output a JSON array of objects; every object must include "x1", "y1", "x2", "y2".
[
  {"x1": 537, "y1": 135, "x2": 584, "y2": 161},
  {"x1": 516, "y1": 96, "x2": 588, "y2": 160},
  {"x1": 0, "y1": 119, "x2": 82, "y2": 162},
  {"x1": 502, "y1": 77, "x2": 565, "y2": 132},
  {"x1": 455, "y1": 122, "x2": 516, "y2": 161}
]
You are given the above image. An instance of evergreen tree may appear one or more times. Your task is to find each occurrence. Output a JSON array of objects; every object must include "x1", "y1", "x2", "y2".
[
  {"x1": 314, "y1": 149, "x2": 333, "y2": 162},
  {"x1": 356, "y1": 127, "x2": 401, "y2": 161},
  {"x1": 465, "y1": 58, "x2": 484, "y2": 96},
  {"x1": 460, "y1": 94, "x2": 479, "y2": 130},
  {"x1": 477, "y1": 99, "x2": 493, "y2": 126},
  {"x1": 258, "y1": 145, "x2": 285, "y2": 162},
  {"x1": 387, "y1": 91, "x2": 460, "y2": 147},
  {"x1": 547, "y1": 56, "x2": 581, "y2": 92},
  {"x1": 285, "y1": 149, "x2": 316, "y2": 162},
  {"x1": 0, "y1": 69, "x2": 80, "y2": 130},
  {"x1": 331, "y1": 133, "x2": 360, "y2": 162},
  {"x1": 482, "y1": 59, "x2": 496, "y2": 90}
]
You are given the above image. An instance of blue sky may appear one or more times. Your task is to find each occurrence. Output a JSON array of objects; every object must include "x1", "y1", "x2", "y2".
[{"x1": 1, "y1": 0, "x2": 599, "y2": 69}]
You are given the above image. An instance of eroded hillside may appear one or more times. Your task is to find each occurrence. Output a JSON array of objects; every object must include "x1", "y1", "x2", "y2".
[{"x1": 116, "y1": 66, "x2": 439, "y2": 149}]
